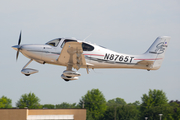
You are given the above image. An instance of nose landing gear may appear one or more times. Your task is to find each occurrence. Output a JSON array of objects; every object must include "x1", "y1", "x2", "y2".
[{"x1": 21, "y1": 59, "x2": 38, "y2": 76}]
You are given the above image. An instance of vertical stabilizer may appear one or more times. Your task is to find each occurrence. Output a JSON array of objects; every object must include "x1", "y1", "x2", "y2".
[{"x1": 144, "y1": 36, "x2": 170, "y2": 69}]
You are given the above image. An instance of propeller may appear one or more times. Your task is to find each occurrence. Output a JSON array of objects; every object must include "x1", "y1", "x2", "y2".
[{"x1": 16, "y1": 31, "x2": 22, "y2": 61}]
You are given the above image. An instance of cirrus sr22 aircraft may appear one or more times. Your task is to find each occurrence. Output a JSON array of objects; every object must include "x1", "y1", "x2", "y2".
[{"x1": 12, "y1": 32, "x2": 170, "y2": 82}]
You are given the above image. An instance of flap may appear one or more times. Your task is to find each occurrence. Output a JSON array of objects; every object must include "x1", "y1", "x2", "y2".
[{"x1": 57, "y1": 42, "x2": 86, "y2": 70}]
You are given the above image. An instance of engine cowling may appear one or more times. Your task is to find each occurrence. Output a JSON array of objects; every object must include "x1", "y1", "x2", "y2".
[{"x1": 21, "y1": 68, "x2": 38, "y2": 76}]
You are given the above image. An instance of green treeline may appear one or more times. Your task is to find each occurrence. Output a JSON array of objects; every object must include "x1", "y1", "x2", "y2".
[{"x1": 0, "y1": 89, "x2": 180, "y2": 120}]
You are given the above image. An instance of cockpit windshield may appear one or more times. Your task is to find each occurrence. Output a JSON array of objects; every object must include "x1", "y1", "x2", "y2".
[
  {"x1": 61, "y1": 39, "x2": 77, "y2": 48},
  {"x1": 46, "y1": 38, "x2": 61, "y2": 47}
]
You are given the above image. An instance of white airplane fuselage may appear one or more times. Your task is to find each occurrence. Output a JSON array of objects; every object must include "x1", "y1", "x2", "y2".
[{"x1": 14, "y1": 42, "x2": 149, "y2": 69}]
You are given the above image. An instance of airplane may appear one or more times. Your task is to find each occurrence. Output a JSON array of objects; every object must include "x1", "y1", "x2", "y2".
[{"x1": 12, "y1": 32, "x2": 170, "y2": 82}]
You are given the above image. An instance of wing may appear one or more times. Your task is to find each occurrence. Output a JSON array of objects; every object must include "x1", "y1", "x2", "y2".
[{"x1": 57, "y1": 42, "x2": 86, "y2": 70}]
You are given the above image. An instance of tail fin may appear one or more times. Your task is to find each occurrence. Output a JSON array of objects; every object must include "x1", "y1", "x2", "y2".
[{"x1": 144, "y1": 36, "x2": 170, "y2": 70}]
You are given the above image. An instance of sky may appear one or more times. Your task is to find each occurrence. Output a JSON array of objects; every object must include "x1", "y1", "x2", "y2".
[{"x1": 0, "y1": 0, "x2": 180, "y2": 107}]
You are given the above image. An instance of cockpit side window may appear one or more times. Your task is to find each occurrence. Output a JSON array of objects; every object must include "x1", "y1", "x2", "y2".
[
  {"x1": 82, "y1": 43, "x2": 94, "y2": 51},
  {"x1": 46, "y1": 39, "x2": 61, "y2": 47},
  {"x1": 61, "y1": 39, "x2": 77, "y2": 48}
]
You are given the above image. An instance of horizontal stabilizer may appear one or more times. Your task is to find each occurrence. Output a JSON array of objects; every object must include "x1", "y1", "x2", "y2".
[{"x1": 136, "y1": 60, "x2": 154, "y2": 68}]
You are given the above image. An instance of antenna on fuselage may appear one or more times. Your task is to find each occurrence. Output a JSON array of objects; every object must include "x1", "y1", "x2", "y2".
[{"x1": 83, "y1": 34, "x2": 92, "y2": 41}]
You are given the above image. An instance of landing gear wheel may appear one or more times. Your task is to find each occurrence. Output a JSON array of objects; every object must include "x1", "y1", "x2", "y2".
[
  {"x1": 25, "y1": 74, "x2": 30, "y2": 76},
  {"x1": 63, "y1": 79, "x2": 69, "y2": 82}
]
